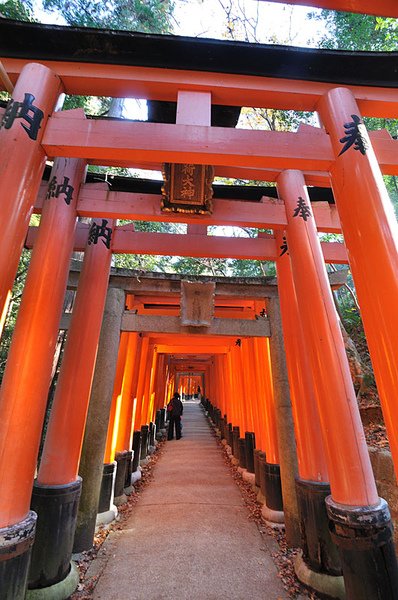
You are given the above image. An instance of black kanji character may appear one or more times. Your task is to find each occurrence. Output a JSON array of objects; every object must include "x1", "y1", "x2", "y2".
[
  {"x1": 259, "y1": 308, "x2": 266, "y2": 318},
  {"x1": 235, "y1": 338, "x2": 241, "y2": 347},
  {"x1": 88, "y1": 219, "x2": 113, "y2": 249},
  {"x1": 0, "y1": 93, "x2": 44, "y2": 140},
  {"x1": 279, "y1": 236, "x2": 288, "y2": 256},
  {"x1": 47, "y1": 176, "x2": 57, "y2": 199},
  {"x1": 56, "y1": 176, "x2": 74, "y2": 205},
  {"x1": 293, "y1": 197, "x2": 311, "y2": 221},
  {"x1": 46, "y1": 176, "x2": 74, "y2": 206},
  {"x1": 339, "y1": 114, "x2": 368, "y2": 157}
]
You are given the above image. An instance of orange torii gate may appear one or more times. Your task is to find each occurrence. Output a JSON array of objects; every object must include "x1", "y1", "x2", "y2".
[
  {"x1": 1, "y1": 9, "x2": 398, "y2": 600},
  {"x1": 263, "y1": 0, "x2": 398, "y2": 18}
]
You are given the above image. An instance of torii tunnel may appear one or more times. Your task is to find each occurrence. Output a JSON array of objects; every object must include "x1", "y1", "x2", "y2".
[{"x1": 1, "y1": 3, "x2": 398, "y2": 598}]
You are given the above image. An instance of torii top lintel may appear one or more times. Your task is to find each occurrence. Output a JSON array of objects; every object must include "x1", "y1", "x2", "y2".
[
  {"x1": 262, "y1": 0, "x2": 398, "y2": 18},
  {"x1": 1, "y1": 19, "x2": 398, "y2": 118}
]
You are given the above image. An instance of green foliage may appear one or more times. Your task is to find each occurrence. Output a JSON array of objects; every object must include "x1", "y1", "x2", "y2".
[
  {"x1": 42, "y1": 0, "x2": 174, "y2": 33},
  {"x1": 312, "y1": 11, "x2": 398, "y2": 51},
  {"x1": 0, "y1": 249, "x2": 30, "y2": 381},
  {"x1": 62, "y1": 94, "x2": 111, "y2": 114},
  {"x1": 312, "y1": 13, "x2": 398, "y2": 220},
  {"x1": 239, "y1": 106, "x2": 316, "y2": 132},
  {"x1": 0, "y1": 0, "x2": 35, "y2": 20}
]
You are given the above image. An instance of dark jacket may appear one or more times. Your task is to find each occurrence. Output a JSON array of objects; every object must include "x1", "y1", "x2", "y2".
[{"x1": 170, "y1": 397, "x2": 183, "y2": 417}]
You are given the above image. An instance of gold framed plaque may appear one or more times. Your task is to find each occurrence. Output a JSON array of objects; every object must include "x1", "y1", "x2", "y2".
[{"x1": 161, "y1": 163, "x2": 214, "y2": 215}]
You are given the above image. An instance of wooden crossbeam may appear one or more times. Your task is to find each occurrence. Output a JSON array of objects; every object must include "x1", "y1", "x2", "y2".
[
  {"x1": 26, "y1": 224, "x2": 348, "y2": 263},
  {"x1": 34, "y1": 183, "x2": 341, "y2": 233},
  {"x1": 41, "y1": 116, "x2": 398, "y2": 175},
  {"x1": 3, "y1": 58, "x2": 398, "y2": 118}
]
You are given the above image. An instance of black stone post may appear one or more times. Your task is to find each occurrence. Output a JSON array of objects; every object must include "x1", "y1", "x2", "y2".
[
  {"x1": 28, "y1": 479, "x2": 81, "y2": 592},
  {"x1": 232, "y1": 426, "x2": 240, "y2": 458},
  {"x1": 155, "y1": 410, "x2": 161, "y2": 434},
  {"x1": 0, "y1": 512, "x2": 36, "y2": 600},
  {"x1": 238, "y1": 438, "x2": 247, "y2": 469},
  {"x1": 227, "y1": 423, "x2": 233, "y2": 448},
  {"x1": 159, "y1": 408, "x2": 166, "y2": 430},
  {"x1": 132, "y1": 431, "x2": 142, "y2": 473},
  {"x1": 149, "y1": 421, "x2": 156, "y2": 450},
  {"x1": 327, "y1": 497, "x2": 398, "y2": 600},
  {"x1": 245, "y1": 432, "x2": 256, "y2": 473},
  {"x1": 259, "y1": 452, "x2": 267, "y2": 500},
  {"x1": 124, "y1": 451, "x2": 133, "y2": 490},
  {"x1": 140, "y1": 425, "x2": 149, "y2": 461},
  {"x1": 220, "y1": 416, "x2": 226, "y2": 440},
  {"x1": 296, "y1": 480, "x2": 341, "y2": 576},
  {"x1": 98, "y1": 463, "x2": 116, "y2": 513},
  {"x1": 114, "y1": 451, "x2": 129, "y2": 503},
  {"x1": 264, "y1": 462, "x2": 284, "y2": 511},
  {"x1": 254, "y1": 450, "x2": 265, "y2": 489}
]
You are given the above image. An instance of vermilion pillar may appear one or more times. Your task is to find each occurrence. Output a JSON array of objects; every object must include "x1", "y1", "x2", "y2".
[
  {"x1": 275, "y1": 231, "x2": 342, "y2": 590},
  {"x1": 254, "y1": 338, "x2": 279, "y2": 463},
  {"x1": 275, "y1": 231, "x2": 328, "y2": 483},
  {"x1": 104, "y1": 333, "x2": 130, "y2": 465},
  {"x1": 0, "y1": 157, "x2": 85, "y2": 598},
  {"x1": 38, "y1": 217, "x2": 114, "y2": 485},
  {"x1": 129, "y1": 335, "x2": 143, "y2": 441},
  {"x1": 278, "y1": 170, "x2": 376, "y2": 505},
  {"x1": 0, "y1": 63, "x2": 63, "y2": 339},
  {"x1": 116, "y1": 333, "x2": 140, "y2": 452},
  {"x1": 278, "y1": 169, "x2": 398, "y2": 599},
  {"x1": 29, "y1": 216, "x2": 113, "y2": 596},
  {"x1": 318, "y1": 89, "x2": 398, "y2": 482},
  {"x1": 134, "y1": 337, "x2": 150, "y2": 429}
]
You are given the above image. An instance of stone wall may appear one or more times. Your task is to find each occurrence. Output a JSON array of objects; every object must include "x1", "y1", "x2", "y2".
[{"x1": 368, "y1": 447, "x2": 398, "y2": 545}]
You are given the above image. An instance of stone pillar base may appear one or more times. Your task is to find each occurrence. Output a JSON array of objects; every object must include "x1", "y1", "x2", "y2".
[
  {"x1": 29, "y1": 479, "x2": 82, "y2": 591},
  {"x1": 242, "y1": 470, "x2": 255, "y2": 486},
  {"x1": 26, "y1": 562, "x2": 79, "y2": 600},
  {"x1": 327, "y1": 496, "x2": 398, "y2": 600},
  {"x1": 114, "y1": 493, "x2": 128, "y2": 507},
  {"x1": 294, "y1": 550, "x2": 345, "y2": 600},
  {"x1": 261, "y1": 503, "x2": 285, "y2": 528},
  {"x1": 0, "y1": 511, "x2": 37, "y2": 600},
  {"x1": 296, "y1": 479, "x2": 341, "y2": 576},
  {"x1": 96, "y1": 504, "x2": 118, "y2": 527},
  {"x1": 131, "y1": 469, "x2": 142, "y2": 485},
  {"x1": 256, "y1": 489, "x2": 265, "y2": 504}
]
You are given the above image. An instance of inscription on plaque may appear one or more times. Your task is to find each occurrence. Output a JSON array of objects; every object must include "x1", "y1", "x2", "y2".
[{"x1": 161, "y1": 163, "x2": 214, "y2": 215}]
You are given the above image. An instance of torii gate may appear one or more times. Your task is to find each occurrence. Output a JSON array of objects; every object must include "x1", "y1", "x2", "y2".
[{"x1": 1, "y1": 5, "x2": 398, "y2": 599}]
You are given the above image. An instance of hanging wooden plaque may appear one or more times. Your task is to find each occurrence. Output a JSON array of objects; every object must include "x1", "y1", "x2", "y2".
[{"x1": 161, "y1": 163, "x2": 214, "y2": 215}]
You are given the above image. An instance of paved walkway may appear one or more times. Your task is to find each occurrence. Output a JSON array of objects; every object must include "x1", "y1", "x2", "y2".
[{"x1": 93, "y1": 402, "x2": 288, "y2": 600}]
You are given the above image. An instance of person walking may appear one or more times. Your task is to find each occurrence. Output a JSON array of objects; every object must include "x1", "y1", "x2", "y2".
[{"x1": 167, "y1": 392, "x2": 183, "y2": 440}]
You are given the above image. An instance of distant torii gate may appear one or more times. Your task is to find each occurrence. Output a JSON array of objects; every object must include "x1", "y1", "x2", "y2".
[{"x1": 1, "y1": 8, "x2": 398, "y2": 600}]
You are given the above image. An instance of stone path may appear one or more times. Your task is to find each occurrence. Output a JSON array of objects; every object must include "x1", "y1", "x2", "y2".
[{"x1": 92, "y1": 402, "x2": 288, "y2": 600}]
